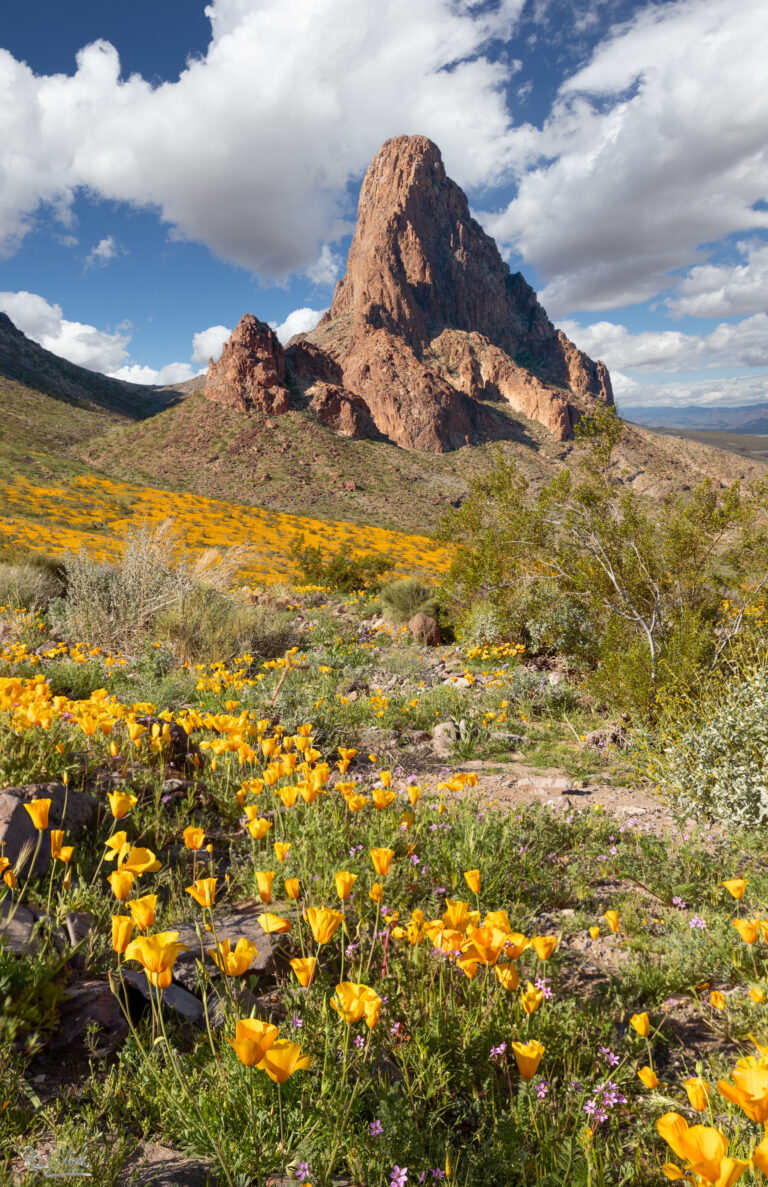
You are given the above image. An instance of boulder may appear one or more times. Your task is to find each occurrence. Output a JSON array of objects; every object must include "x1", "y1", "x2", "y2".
[
  {"x1": 431, "y1": 720, "x2": 458, "y2": 759},
  {"x1": 169, "y1": 904, "x2": 278, "y2": 992},
  {"x1": 307, "y1": 381, "x2": 377, "y2": 438},
  {"x1": 0, "y1": 782, "x2": 97, "y2": 876},
  {"x1": 408, "y1": 612, "x2": 440, "y2": 646}
]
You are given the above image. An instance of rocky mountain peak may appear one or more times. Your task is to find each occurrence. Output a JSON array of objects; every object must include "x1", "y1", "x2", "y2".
[{"x1": 210, "y1": 134, "x2": 613, "y2": 451}]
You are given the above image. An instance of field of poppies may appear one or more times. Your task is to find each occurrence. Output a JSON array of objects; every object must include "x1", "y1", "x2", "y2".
[{"x1": 2, "y1": 558, "x2": 768, "y2": 1186}]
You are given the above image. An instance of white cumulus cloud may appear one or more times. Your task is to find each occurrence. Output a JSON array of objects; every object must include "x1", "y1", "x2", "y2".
[
  {"x1": 667, "y1": 239, "x2": 768, "y2": 320},
  {"x1": 0, "y1": 0, "x2": 526, "y2": 276},
  {"x1": 0, "y1": 289, "x2": 221, "y2": 383},
  {"x1": 485, "y1": 0, "x2": 768, "y2": 314},
  {"x1": 0, "y1": 289, "x2": 130, "y2": 371},
  {"x1": 271, "y1": 307, "x2": 326, "y2": 343},
  {"x1": 84, "y1": 234, "x2": 122, "y2": 269},
  {"x1": 559, "y1": 313, "x2": 768, "y2": 375},
  {"x1": 109, "y1": 361, "x2": 196, "y2": 384},
  {"x1": 191, "y1": 324, "x2": 231, "y2": 366}
]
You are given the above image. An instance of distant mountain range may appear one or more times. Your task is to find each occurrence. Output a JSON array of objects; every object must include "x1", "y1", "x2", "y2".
[{"x1": 627, "y1": 403, "x2": 768, "y2": 434}]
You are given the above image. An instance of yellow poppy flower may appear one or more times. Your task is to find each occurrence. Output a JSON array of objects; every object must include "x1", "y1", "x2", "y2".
[
  {"x1": 637, "y1": 1066, "x2": 659, "y2": 1089},
  {"x1": 182, "y1": 826, "x2": 206, "y2": 850},
  {"x1": 290, "y1": 956, "x2": 317, "y2": 987},
  {"x1": 330, "y1": 982, "x2": 382, "y2": 1029},
  {"x1": 304, "y1": 906, "x2": 343, "y2": 945},
  {"x1": 335, "y1": 871, "x2": 358, "y2": 901},
  {"x1": 247, "y1": 818, "x2": 273, "y2": 840},
  {"x1": 521, "y1": 982, "x2": 544, "y2": 1014},
  {"x1": 531, "y1": 935, "x2": 557, "y2": 961},
  {"x1": 108, "y1": 790, "x2": 138, "y2": 820},
  {"x1": 733, "y1": 918, "x2": 760, "y2": 944},
  {"x1": 494, "y1": 962, "x2": 519, "y2": 992},
  {"x1": 722, "y1": 878, "x2": 747, "y2": 900},
  {"x1": 604, "y1": 910, "x2": 620, "y2": 933},
  {"x1": 50, "y1": 830, "x2": 74, "y2": 863},
  {"x1": 284, "y1": 877, "x2": 300, "y2": 900},
  {"x1": 255, "y1": 870, "x2": 275, "y2": 903},
  {"x1": 257, "y1": 1038, "x2": 310, "y2": 1083},
  {"x1": 118, "y1": 846, "x2": 161, "y2": 875},
  {"x1": 124, "y1": 931, "x2": 190, "y2": 989},
  {"x1": 128, "y1": 894, "x2": 157, "y2": 931},
  {"x1": 108, "y1": 869, "x2": 135, "y2": 901},
  {"x1": 24, "y1": 798, "x2": 51, "y2": 830},
  {"x1": 370, "y1": 848, "x2": 394, "y2": 876},
  {"x1": 684, "y1": 1077, "x2": 710, "y2": 1112},
  {"x1": 227, "y1": 1018, "x2": 279, "y2": 1068},
  {"x1": 630, "y1": 1012, "x2": 650, "y2": 1037},
  {"x1": 207, "y1": 938, "x2": 256, "y2": 976},
  {"x1": 111, "y1": 915, "x2": 135, "y2": 953},
  {"x1": 258, "y1": 912, "x2": 291, "y2": 934},
  {"x1": 463, "y1": 869, "x2": 481, "y2": 894},
  {"x1": 185, "y1": 877, "x2": 217, "y2": 908},
  {"x1": 273, "y1": 841, "x2": 292, "y2": 863},
  {"x1": 369, "y1": 882, "x2": 384, "y2": 904},
  {"x1": 511, "y1": 1039, "x2": 545, "y2": 1080}
]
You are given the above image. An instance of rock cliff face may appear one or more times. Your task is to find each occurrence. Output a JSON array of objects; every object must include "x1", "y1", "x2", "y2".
[
  {"x1": 209, "y1": 134, "x2": 612, "y2": 450},
  {"x1": 205, "y1": 315, "x2": 290, "y2": 415}
]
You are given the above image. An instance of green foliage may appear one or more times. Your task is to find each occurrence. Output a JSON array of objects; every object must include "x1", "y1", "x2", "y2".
[
  {"x1": 52, "y1": 520, "x2": 251, "y2": 654},
  {"x1": 153, "y1": 586, "x2": 299, "y2": 664},
  {"x1": 379, "y1": 576, "x2": 438, "y2": 623},
  {"x1": 0, "y1": 945, "x2": 64, "y2": 1053},
  {"x1": 645, "y1": 655, "x2": 768, "y2": 826},
  {"x1": 438, "y1": 405, "x2": 768, "y2": 718},
  {"x1": 0, "y1": 556, "x2": 66, "y2": 610},
  {"x1": 290, "y1": 536, "x2": 392, "y2": 592}
]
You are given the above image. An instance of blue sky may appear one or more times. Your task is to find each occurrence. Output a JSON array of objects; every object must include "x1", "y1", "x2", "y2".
[{"x1": 0, "y1": 0, "x2": 766, "y2": 411}]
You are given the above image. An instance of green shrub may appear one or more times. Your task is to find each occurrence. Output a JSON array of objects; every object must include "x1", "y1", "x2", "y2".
[
  {"x1": 0, "y1": 559, "x2": 66, "y2": 609},
  {"x1": 649, "y1": 658, "x2": 768, "y2": 825},
  {"x1": 52, "y1": 519, "x2": 251, "y2": 653},
  {"x1": 379, "y1": 577, "x2": 438, "y2": 623},
  {"x1": 0, "y1": 946, "x2": 64, "y2": 1053},
  {"x1": 153, "y1": 587, "x2": 299, "y2": 664},
  {"x1": 290, "y1": 538, "x2": 392, "y2": 592}
]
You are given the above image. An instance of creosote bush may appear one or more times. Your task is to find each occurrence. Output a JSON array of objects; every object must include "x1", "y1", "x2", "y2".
[
  {"x1": 290, "y1": 536, "x2": 392, "y2": 592},
  {"x1": 437, "y1": 404, "x2": 768, "y2": 719}
]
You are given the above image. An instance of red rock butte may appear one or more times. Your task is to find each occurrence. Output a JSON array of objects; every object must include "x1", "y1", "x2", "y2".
[{"x1": 206, "y1": 134, "x2": 613, "y2": 451}]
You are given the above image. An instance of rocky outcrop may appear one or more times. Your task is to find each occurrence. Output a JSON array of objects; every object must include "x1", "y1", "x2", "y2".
[
  {"x1": 285, "y1": 134, "x2": 612, "y2": 450},
  {"x1": 307, "y1": 382, "x2": 377, "y2": 439},
  {"x1": 205, "y1": 315, "x2": 290, "y2": 415}
]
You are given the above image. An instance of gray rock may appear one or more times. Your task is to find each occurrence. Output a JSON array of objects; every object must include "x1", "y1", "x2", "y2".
[
  {"x1": 0, "y1": 782, "x2": 97, "y2": 876},
  {"x1": 53, "y1": 978, "x2": 128, "y2": 1052},
  {"x1": 122, "y1": 969, "x2": 206, "y2": 1025},
  {"x1": 0, "y1": 898, "x2": 41, "y2": 955},
  {"x1": 117, "y1": 1140, "x2": 221, "y2": 1186},
  {"x1": 170, "y1": 905, "x2": 277, "y2": 992},
  {"x1": 431, "y1": 720, "x2": 458, "y2": 758},
  {"x1": 65, "y1": 911, "x2": 95, "y2": 948},
  {"x1": 207, "y1": 982, "x2": 259, "y2": 1029}
]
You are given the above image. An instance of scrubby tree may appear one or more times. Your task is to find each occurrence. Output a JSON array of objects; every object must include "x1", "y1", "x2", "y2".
[{"x1": 437, "y1": 405, "x2": 768, "y2": 716}]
